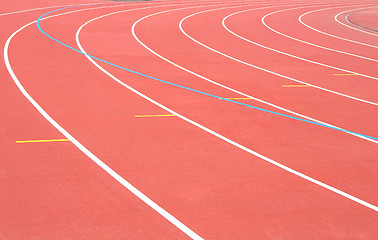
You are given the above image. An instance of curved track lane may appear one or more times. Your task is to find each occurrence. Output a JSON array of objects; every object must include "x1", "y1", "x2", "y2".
[{"x1": 2, "y1": 0, "x2": 378, "y2": 239}]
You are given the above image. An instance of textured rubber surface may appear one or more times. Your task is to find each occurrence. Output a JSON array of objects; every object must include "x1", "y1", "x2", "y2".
[{"x1": 1, "y1": 0, "x2": 377, "y2": 239}]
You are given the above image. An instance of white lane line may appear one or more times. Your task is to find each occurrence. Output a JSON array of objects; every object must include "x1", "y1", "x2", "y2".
[
  {"x1": 299, "y1": 5, "x2": 378, "y2": 48},
  {"x1": 178, "y1": 6, "x2": 378, "y2": 105},
  {"x1": 130, "y1": 2, "x2": 378, "y2": 143},
  {"x1": 4, "y1": 3, "x2": 213, "y2": 239},
  {"x1": 335, "y1": 7, "x2": 378, "y2": 37},
  {"x1": 77, "y1": 4, "x2": 378, "y2": 212},
  {"x1": 223, "y1": 7, "x2": 378, "y2": 86},
  {"x1": 262, "y1": 6, "x2": 378, "y2": 62},
  {"x1": 0, "y1": 0, "x2": 189, "y2": 17},
  {"x1": 0, "y1": 2, "x2": 101, "y2": 16}
]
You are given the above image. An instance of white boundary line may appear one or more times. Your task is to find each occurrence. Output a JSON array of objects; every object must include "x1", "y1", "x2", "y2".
[
  {"x1": 223, "y1": 7, "x2": 378, "y2": 86},
  {"x1": 178, "y1": 7, "x2": 378, "y2": 105},
  {"x1": 4, "y1": 3, "x2": 208, "y2": 239},
  {"x1": 0, "y1": 0, "x2": 182, "y2": 16},
  {"x1": 129, "y1": 3, "x2": 378, "y2": 143},
  {"x1": 335, "y1": 7, "x2": 378, "y2": 37},
  {"x1": 76, "y1": 2, "x2": 378, "y2": 212},
  {"x1": 299, "y1": 5, "x2": 378, "y2": 48},
  {"x1": 262, "y1": 6, "x2": 378, "y2": 62},
  {"x1": 0, "y1": 2, "x2": 101, "y2": 17}
]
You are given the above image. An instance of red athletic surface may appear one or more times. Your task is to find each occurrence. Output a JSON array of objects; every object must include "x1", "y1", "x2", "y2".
[
  {"x1": 347, "y1": 7, "x2": 378, "y2": 32},
  {"x1": 1, "y1": 0, "x2": 377, "y2": 239}
]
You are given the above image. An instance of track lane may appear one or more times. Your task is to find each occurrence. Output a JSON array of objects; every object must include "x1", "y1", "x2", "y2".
[
  {"x1": 129, "y1": 3, "x2": 378, "y2": 143},
  {"x1": 159, "y1": 5, "x2": 378, "y2": 135},
  {"x1": 345, "y1": 7, "x2": 378, "y2": 33},
  {"x1": 2, "y1": 1, "x2": 208, "y2": 239},
  {"x1": 335, "y1": 7, "x2": 378, "y2": 37},
  {"x1": 31, "y1": 6, "x2": 378, "y2": 236},
  {"x1": 74, "y1": 1, "x2": 378, "y2": 205},
  {"x1": 299, "y1": 6, "x2": 378, "y2": 48},
  {"x1": 223, "y1": 7, "x2": 378, "y2": 86},
  {"x1": 262, "y1": 5, "x2": 378, "y2": 62},
  {"x1": 3, "y1": 0, "x2": 378, "y2": 239},
  {"x1": 181, "y1": 5, "x2": 378, "y2": 103}
]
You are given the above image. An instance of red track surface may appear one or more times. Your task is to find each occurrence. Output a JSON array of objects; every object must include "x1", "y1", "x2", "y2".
[
  {"x1": 1, "y1": 0, "x2": 377, "y2": 239},
  {"x1": 347, "y1": 7, "x2": 378, "y2": 32}
]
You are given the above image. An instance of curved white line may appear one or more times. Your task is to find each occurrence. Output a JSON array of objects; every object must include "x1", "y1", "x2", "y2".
[
  {"x1": 223, "y1": 8, "x2": 378, "y2": 85},
  {"x1": 299, "y1": 5, "x2": 378, "y2": 48},
  {"x1": 178, "y1": 7, "x2": 378, "y2": 106},
  {"x1": 0, "y1": 2, "x2": 100, "y2": 16},
  {"x1": 262, "y1": 6, "x2": 378, "y2": 62},
  {"x1": 335, "y1": 7, "x2": 378, "y2": 37},
  {"x1": 129, "y1": 3, "x2": 378, "y2": 143},
  {"x1": 4, "y1": 3, "x2": 207, "y2": 239},
  {"x1": 76, "y1": 3, "x2": 378, "y2": 212}
]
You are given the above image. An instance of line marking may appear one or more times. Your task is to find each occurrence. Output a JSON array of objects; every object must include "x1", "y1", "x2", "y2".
[
  {"x1": 346, "y1": 11, "x2": 378, "y2": 34},
  {"x1": 0, "y1": 2, "x2": 100, "y2": 16},
  {"x1": 135, "y1": 114, "x2": 176, "y2": 117},
  {"x1": 282, "y1": 85, "x2": 312, "y2": 87},
  {"x1": 86, "y1": 3, "x2": 378, "y2": 142},
  {"x1": 262, "y1": 6, "x2": 378, "y2": 62},
  {"x1": 131, "y1": 4, "x2": 378, "y2": 144},
  {"x1": 220, "y1": 97, "x2": 253, "y2": 100},
  {"x1": 16, "y1": 139, "x2": 70, "y2": 143},
  {"x1": 335, "y1": 7, "x2": 378, "y2": 37},
  {"x1": 5, "y1": 3, "x2": 207, "y2": 240},
  {"x1": 181, "y1": 6, "x2": 378, "y2": 105},
  {"x1": 36, "y1": 2, "x2": 378, "y2": 142},
  {"x1": 222, "y1": 4, "x2": 378, "y2": 92},
  {"x1": 333, "y1": 73, "x2": 358, "y2": 76},
  {"x1": 299, "y1": 6, "x2": 378, "y2": 49},
  {"x1": 73, "y1": 4, "x2": 378, "y2": 212}
]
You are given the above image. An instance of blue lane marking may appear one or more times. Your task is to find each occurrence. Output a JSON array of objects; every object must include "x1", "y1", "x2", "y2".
[{"x1": 36, "y1": 5, "x2": 378, "y2": 141}]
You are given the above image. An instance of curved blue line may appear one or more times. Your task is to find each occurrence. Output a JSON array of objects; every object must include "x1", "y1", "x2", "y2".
[{"x1": 36, "y1": 5, "x2": 378, "y2": 141}]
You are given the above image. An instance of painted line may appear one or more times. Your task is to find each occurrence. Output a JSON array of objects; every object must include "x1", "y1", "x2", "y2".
[
  {"x1": 333, "y1": 73, "x2": 358, "y2": 76},
  {"x1": 179, "y1": 6, "x2": 378, "y2": 106},
  {"x1": 346, "y1": 11, "x2": 378, "y2": 34},
  {"x1": 335, "y1": 7, "x2": 378, "y2": 37},
  {"x1": 130, "y1": 3, "x2": 378, "y2": 144},
  {"x1": 135, "y1": 114, "x2": 176, "y2": 117},
  {"x1": 73, "y1": 5, "x2": 378, "y2": 212},
  {"x1": 5, "y1": 3, "x2": 207, "y2": 240},
  {"x1": 0, "y1": 2, "x2": 101, "y2": 16},
  {"x1": 282, "y1": 84, "x2": 312, "y2": 87},
  {"x1": 262, "y1": 6, "x2": 378, "y2": 62},
  {"x1": 299, "y1": 5, "x2": 378, "y2": 49},
  {"x1": 16, "y1": 139, "x2": 70, "y2": 143},
  {"x1": 130, "y1": 4, "x2": 378, "y2": 143},
  {"x1": 223, "y1": 5, "x2": 378, "y2": 87},
  {"x1": 221, "y1": 97, "x2": 253, "y2": 100}
]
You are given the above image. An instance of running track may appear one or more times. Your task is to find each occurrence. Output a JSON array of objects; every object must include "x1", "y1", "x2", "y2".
[{"x1": 1, "y1": 0, "x2": 377, "y2": 239}]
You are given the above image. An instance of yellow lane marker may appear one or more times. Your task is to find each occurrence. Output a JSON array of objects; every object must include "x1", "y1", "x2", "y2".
[
  {"x1": 16, "y1": 139, "x2": 70, "y2": 143},
  {"x1": 282, "y1": 85, "x2": 312, "y2": 87},
  {"x1": 333, "y1": 73, "x2": 358, "y2": 76},
  {"x1": 220, "y1": 97, "x2": 253, "y2": 100},
  {"x1": 135, "y1": 114, "x2": 176, "y2": 118}
]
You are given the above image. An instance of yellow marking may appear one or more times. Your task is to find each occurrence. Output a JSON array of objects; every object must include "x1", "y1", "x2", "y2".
[
  {"x1": 220, "y1": 97, "x2": 253, "y2": 100},
  {"x1": 135, "y1": 114, "x2": 176, "y2": 118},
  {"x1": 333, "y1": 73, "x2": 358, "y2": 76},
  {"x1": 282, "y1": 85, "x2": 312, "y2": 87},
  {"x1": 16, "y1": 139, "x2": 70, "y2": 143}
]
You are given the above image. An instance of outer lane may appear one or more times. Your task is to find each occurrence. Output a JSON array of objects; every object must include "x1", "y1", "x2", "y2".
[
  {"x1": 2, "y1": 1, "x2": 203, "y2": 239},
  {"x1": 70, "y1": 0, "x2": 378, "y2": 237},
  {"x1": 3, "y1": 0, "x2": 378, "y2": 239}
]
